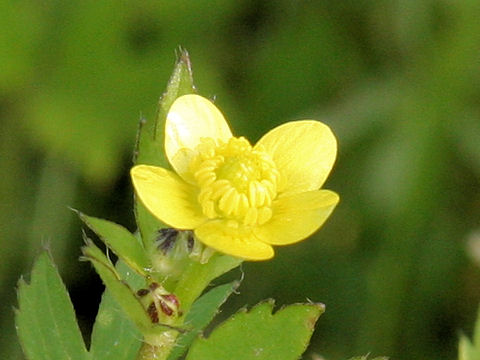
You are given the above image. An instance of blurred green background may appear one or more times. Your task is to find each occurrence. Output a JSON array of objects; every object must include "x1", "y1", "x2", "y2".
[{"x1": 1, "y1": 1, "x2": 480, "y2": 359}]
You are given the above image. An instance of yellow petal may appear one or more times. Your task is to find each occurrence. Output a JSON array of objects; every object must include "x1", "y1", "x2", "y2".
[
  {"x1": 165, "y1": 94, "x2": 233, "y2": 179},
  {"x1": 195, "y1": 220, "x2": 274, "y2": 260},
  {"x1": 255, "y1": 120, "x2": 337, "y2": 193},
  {"x1": 131, "y1": 165, "x2": 206, "y2": 229},
  {"x1": 254, "y1": 190, "x2": 339, "y2": 245}
]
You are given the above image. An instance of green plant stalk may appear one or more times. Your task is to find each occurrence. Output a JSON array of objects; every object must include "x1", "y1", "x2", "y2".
[
  {"x1": 135, "y1": 253, "x2": 242, "y2": 360},
  {"x1": 137, "y1": 330, "x2": 178, "y2": 360}
]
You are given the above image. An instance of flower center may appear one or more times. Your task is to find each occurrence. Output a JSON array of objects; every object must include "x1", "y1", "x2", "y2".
[{"x1": 190, "y1": 137, "x2": 281, "y2": 226}]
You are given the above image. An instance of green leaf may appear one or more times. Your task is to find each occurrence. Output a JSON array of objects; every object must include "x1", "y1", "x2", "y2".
[
  {"x1": 81, "y1": 237, "x2": 154, "y2": 334},
  {"x1": 473, "y1": 305, "x2": 480, "y2": 348},
  {"x1": 174, "y1": 253, "x2": 243, "y2": 312},
  {"x1": 459, "y1": 335, "x2": 478, "y2": 360},
  {"x1": 458, "y1": 306, "x2": 480, "y2": 360},
  {"x1": 15, "y1": 252, "x2": 90, "y2": 360},
  {"x1": 168, "y1": 281, "x2": 240, "y2": 360},
  {"x1": 134, "y1": 48, "x2": 196, "y2": 250},
  {"x1": 90, "y1": 261, "x2": 144, "y2": 360},
  {"x1": 78, "y1": 211, "x2": 150, "y2": 276},
  {"x1": 185, "y1": 301, "x2": 324, "y2": 360},
  {"x1": 348, "y1": 356, "x2": 389, "y2": 360}
]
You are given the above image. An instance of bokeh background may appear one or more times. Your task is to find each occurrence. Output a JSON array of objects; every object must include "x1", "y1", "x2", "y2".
[{"x1": 1, "y1": 1, "x2": 480, "y2": 359}]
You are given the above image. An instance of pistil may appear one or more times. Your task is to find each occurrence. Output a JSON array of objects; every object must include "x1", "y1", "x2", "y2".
[{"x1": 190, "y1": 137, "x2": 281, "y2": 226}]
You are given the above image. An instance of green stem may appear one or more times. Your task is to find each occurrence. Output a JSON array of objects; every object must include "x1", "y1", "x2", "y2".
[
  {"x1": 135, "y1": 254, "x2": 241, "y2": 360},
  {"x1": 136, "y1": 331, "x2": 178, "y2": 360}
]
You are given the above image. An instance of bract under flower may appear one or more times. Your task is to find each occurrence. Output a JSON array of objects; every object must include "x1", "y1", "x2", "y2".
[{"x1": 131, "y1": 94, "x2": 339, "y2": 260}]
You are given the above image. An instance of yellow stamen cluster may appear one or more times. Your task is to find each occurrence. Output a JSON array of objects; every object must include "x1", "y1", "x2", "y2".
[{"x1": 190, "y1": 137, "x2": 281, "y2": 226}]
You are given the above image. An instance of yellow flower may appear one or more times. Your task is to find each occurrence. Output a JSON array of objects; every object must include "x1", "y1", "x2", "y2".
[{"x1": 131, "y1": 94, "x2": 339, "y2": 260}]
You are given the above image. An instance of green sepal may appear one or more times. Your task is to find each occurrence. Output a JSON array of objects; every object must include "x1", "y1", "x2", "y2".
[
  {"x1": 133, "y1": 48, "x2": 196, "y2": 251},
  {"x1": 89, "y1": 261, "x2": 144, "y2": 360},
  {"x1": 15, "y1": 252, "x2": 90, "y2": 360},
  {"x1": 185, "y1": 300, "x2": 324, "y2": 360},
  {"x1": 134, "y1": 48, "x2": 195, "y2": 168},
  {"x1": 168, "y1": 281, "x2": 240, "y2": 360},
  {"x1": 78, "y1": 211, "x2": 150, "y2": 276}
]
